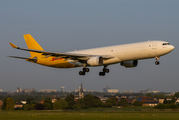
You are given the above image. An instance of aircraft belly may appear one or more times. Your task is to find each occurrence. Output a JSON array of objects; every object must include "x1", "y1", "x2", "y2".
[{"x1": 36, "y1": 57, "x2": 76, "y2": 68}]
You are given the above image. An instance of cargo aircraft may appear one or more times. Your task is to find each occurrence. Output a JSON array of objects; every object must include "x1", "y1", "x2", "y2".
[{"x1": 9, "y1": 34, "x2": 174, "y2": 76}]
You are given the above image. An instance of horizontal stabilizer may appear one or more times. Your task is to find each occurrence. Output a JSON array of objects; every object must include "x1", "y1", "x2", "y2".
[
  {"x1": 8, "y1": 56, "x2": 37, "y2": 63},
  {"x1": 9, "y1": 43, "x2": 18, "y2": 48},
  {"x1": 8, "y1": 56, "x2": 30, "y2": 60}
]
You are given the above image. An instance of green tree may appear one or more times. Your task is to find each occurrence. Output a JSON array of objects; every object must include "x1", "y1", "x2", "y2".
[
  {"x1": 132, "y1": 101, "x2": 142, "y2": 106},
  {"x1": 55, "y1": 97, "x2": 61, "y2": 101},
  {"x1": 104, "y1": 102, "x2": 113, "y2": 108},
  {"x1": 73, "y1": 103, "x2": 82, "y2": 110},
  {"x1": 26, "y1": 98, "x2": 31, "y2": 105},
  {"x1": 158, "y1": 94, "x2": 166, "y2": 99},
  {"x1": 146, "y1": 93, "x2": 152, "y2": 97},
  {"x1": 53, "y1": 99, "x2": 68, "y2": 110},
  {"x1": 43, "y1": 98, "x2": 53, "y2": 110},
  {"x1": 1, "y1": 98, "x2": 7, "y2": 110},
  {"x1": 118, "y1": 98, "x2": 128, "y2": 107},
  {"x1": 34, "y1": 103, "x2": 44, "y2": 110},
  {"x1": 79, "y1": 94, "x2": 102, "y2": 108},
  {"x1": 24, "y1": 104, "x2": 31, "y2": 110},
  {"x1": 174, "y1": 92, "x2": 179, "y2": 98},
  {"x1": 154, "y1": 103, "x2": 165, "y2": 109},
  {"x1": 163, "y1": 97, "x2": 168, "y2": 104},
  {"x1": 65, "y1": 94, "x2": 75, "y2": 109},
  {"x1": 154, "y1": 94, "x2": 166, "y2": 99},
  {"x1": 105, "y1": 97, "x2": 118, "y2": 106},
  {"x1": 6, "y1": 98, "x2": 15, "y2": 110},
  {"x1": 171, "y1": 96, "x2": 176, "y2": 104},
  {"x1": 31, "y1": 104, "x2": 36, "y2": 110}
]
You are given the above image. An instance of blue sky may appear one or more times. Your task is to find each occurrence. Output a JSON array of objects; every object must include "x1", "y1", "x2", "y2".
[{"x1": 0, "y1": 0, "x2": 179, "y2": 92}]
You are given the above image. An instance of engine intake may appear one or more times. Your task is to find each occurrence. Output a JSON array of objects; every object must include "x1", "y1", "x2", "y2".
[
  {"x1": 121, "y1": 60, "x2": 138, "y2": 68},
  {"x1": 87, "y1": 56, "x2": 103, "y2": 66}
]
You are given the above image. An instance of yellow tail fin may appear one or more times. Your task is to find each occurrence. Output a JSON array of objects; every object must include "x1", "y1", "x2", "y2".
[{"x1": 23, "y1": 34, "x2": 44, "y2": 57}]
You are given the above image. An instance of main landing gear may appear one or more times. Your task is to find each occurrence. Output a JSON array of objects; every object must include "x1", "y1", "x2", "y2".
[
  {"x1": 155, "y1": 57, "x2": 160, "y2": 65},
  {"x1": 79, "y1": 65, "x2": 110, "y2": 76},
  {"x1": 99, "y1": 66, "x2": 109, "y2": 76},
  {"x1": 79, "y1": 67, "x2": 90, "y2": 76}
]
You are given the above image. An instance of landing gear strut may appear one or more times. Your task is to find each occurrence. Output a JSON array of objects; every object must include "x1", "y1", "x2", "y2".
[
  {"x1": 99, "y1": 66, "x2": 110, "y2": 76},
  {"x1": 79, "y1": 64, "x2": 90, "y2": 76},
  {"x1": 155, "y1": 57, "x2": 160, "y2": 65}
]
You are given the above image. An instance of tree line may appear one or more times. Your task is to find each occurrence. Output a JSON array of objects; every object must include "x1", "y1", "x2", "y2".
[
  {"x1": 1, "y1": 92, "x2": 179, "y2": 110},
  {"x1": 1, "y1": 94, "x2": 129, "y2": 110}
]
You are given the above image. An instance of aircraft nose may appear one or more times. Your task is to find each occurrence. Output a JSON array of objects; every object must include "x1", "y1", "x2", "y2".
[{"x1": 169, "y1": 45, "x2": 175, "y2": 51}]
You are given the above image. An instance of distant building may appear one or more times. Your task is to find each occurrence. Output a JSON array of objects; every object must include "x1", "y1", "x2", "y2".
[
  {"x1": 74, "y1": 83, "x2": 84, "y2": 100},
  {"x1": 40, "y1": 89, "x2": 57, "y2": 93},
  {"x1": 142, "y1": 101, "x2": 159, "y2": 107},
  {"x1": 136, "y1": 96, "x2": 159, "y2": 107},
  {"x1": 151, "y1": 91, "x2": 160, "y2": 93},
  {"x1": 159, "y1": 99, "x2": 164, "y2": 104},
  {"x1": 138, "y1": 88, "x2": 152, "y2": 93},
  {"x1": 103, "y1": 86, "x2": 111, "y2": 92},
  {"x1": 51, "y1": 98, "x2": 57, "y2": 103},
  {"x1": 138, "y1": 89, "x2": 160, "y2": 93},
  {"x1": 79, "y1": 83, "x2": 84, "y2": 99},
  {"x1": 61, "y1": 87, "x2": 65, "y2": 92},
  {"x1": 21, "y1": 101, "x2": 27, "y2": 104},
  {"x1": 17, "y1": 87, "x2": 21, "y2": 93},
  {"x1": 14, "y1": 102, "x2": 23, "y2": 108},
  {"x1": 123, "y1": 90, "x2": 134, "y2": 93},
  {"x1": 108, "y1": 89, "x2": 119, "y2": 93},
  {"x1": 98, "y1": 96, "x2": 108, "y2": 103},
  {"x1": 0, "y1": 89, "x2": 2, "y2": 92},
  {"x1": 165, "y1": 92, "x2": 175, "y2": 96},
  {"x1": 23, "y1": 88, "x2": 35, "y2": 93},
  {"x1": 75, "y1": 86, "x2": 86, "y2": 92},
  {"x1": 87, "y1": 90, "x2": 94, "y2": 92},
  {"x1": 175, "y1": 99, "x2": 179, "y2": 104}
]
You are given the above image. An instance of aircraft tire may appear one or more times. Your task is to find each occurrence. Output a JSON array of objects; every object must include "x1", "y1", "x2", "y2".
[
  {"x1": 99, "y1": 72, "x2": 105, "y2": 76},
  {"x1": 105, "y1": 69, "x2": 109, "y2": 73},
  {"x1": 79, "y1": 71, "x2": 84, "y2": 75},
  {"x1": 155, "y1": 61, "x2": 160, "y2": 65},
  {"x1": 86, "y1": 68, "x2": 90, "y2": 72},
  {"x1": 82, "y1": 71, "x2": 85, "y2": 75}
]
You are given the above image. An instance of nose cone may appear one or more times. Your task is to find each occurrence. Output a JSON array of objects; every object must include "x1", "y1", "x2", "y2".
[
  {"x1": 169, "y1": 45, "x2": 175, "y2": 52},
  {"x1": 170, "y1": 45, "x2": 175, "y2": 50}
]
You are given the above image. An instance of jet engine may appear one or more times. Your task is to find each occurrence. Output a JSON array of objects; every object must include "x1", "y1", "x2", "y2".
[
  {"x1": 121, "y1": 60, "x2": 138, "y2": 68},
  {"x1": 87, "y1": 56, "x2": 103, "y2": 66}
]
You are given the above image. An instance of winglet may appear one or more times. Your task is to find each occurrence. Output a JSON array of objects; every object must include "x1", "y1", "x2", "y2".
[{"x1": 9, "y1": 43, "x2": 18, "y2": 48}]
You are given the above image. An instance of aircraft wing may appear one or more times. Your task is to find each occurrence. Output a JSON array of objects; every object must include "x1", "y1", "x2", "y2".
[{"x1": 9, "y1": 43, "x2": 114, "y2": 61}]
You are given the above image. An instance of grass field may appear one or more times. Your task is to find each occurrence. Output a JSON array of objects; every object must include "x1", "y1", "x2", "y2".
[{"x1": 1, "y1": 110, "x2": 179, "y2": 120}]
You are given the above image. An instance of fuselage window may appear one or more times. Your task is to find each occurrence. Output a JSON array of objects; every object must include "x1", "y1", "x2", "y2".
[{"x1": 163, "y1": 43, "x2": 170, "y2": 45}]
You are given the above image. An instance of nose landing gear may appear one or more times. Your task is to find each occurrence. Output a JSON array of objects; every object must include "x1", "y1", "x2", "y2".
[{"x1": 155, "y1": 57, "x2": 160, "y2": 65}]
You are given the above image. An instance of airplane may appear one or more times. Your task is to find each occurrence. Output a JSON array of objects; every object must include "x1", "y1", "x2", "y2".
[{"x1": 9, "y1": 34, "x2": 174, "y2": 76}]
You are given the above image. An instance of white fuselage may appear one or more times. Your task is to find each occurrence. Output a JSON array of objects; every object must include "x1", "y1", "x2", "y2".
[{"x1": 68, "y1": 41, "x2": 174, "y2": 67}]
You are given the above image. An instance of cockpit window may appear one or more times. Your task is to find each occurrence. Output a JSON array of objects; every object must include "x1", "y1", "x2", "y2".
[{"x1": 163, "y1": 43, "x2": 170, "y2": 45}]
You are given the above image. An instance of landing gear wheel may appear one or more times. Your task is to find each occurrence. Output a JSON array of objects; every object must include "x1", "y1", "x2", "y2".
[
  {"x1": 155, "y1": 61, "x2": 160, "y2": 65},
  {"x1": 79, "y1": 71, "x2": 85, "y2": 75},
  {"x1": 99, "y1": 72, "x2": 105, "y2": 76},
  {"x1": 86, "y1": 68, "x2": 90, "y2": 72},
  {"x1": 83, "y1": 68, "x2": 90, "y2": 72},
  {"x1": 103, "y1": 69, "x2": 109, "y2": 73}
]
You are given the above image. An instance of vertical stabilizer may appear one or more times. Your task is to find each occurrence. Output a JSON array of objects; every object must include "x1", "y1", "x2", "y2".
[{"x1": 23, "y1": 34, "x2": 44, "y2": 57}]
